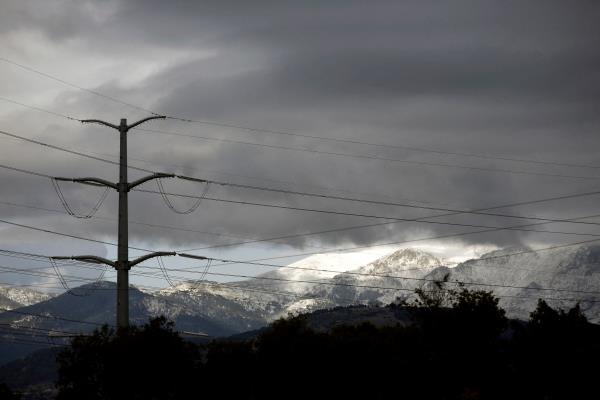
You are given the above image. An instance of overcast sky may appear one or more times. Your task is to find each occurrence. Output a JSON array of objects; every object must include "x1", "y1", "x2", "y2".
[{"x1": 1, "y1": 0, "x2": 599, "y2": 292}]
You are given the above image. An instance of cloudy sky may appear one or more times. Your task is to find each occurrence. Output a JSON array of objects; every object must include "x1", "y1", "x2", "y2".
[{"x1": 1, "y1": 0, "x2": 599, "y2": 292}]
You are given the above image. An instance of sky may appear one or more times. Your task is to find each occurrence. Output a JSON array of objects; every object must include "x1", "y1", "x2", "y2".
[{"x1": 1, "y1": 0, "x2": 599, "y2": 293}]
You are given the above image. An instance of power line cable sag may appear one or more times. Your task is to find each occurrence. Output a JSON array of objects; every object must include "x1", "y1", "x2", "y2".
[
  {"x1": 6, "y1": 159, "x2": 600, "y2": 259},
  {"x1": 4, "y1": 247, "x2": 600, "y2": 300},
  {"x1": 5, "y1": 148, "x2": 600, "y2": 233},
  {"x1": 0, "y1": 126, "x2": 462, "y2": 209},
  {"x1": 5, "y1": 161, "x2": 600, "y2": 259},
  {"x1": 10, "y1": 246, "x2": 600, "y2": 300},
  {"x1": 0, "y1": 199, "x2": 301, "y2": 247},
  {"x1": 7, "y1": 128, "x2": 600, "y2": 227},
  {"x1": 51, "y1": 178, "x2": 111, "y2": 219}
]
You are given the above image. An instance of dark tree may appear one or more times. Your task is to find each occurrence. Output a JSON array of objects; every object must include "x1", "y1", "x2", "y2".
[
  {"x1": 0, "y1": 383, "x2": 21, "y2": 400},
  {"x1": 56, "y1": 317, "x2": 199, "y2": 400}
]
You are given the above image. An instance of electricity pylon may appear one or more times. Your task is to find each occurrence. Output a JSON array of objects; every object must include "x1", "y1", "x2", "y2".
[{"x1": 53, "y1": 116, "x2": 175, "y2": 329}]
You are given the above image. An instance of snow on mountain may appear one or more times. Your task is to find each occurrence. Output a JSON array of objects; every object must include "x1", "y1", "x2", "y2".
[
  {"x1": 424, "y1": 245, "x2": 600, "y2": 321},
  {"x1": 0, "y1": 285, "x2": 52, "y2": 311},
  {"x1": 246, "y1": 251, "x2": 397, "y2": 295},
  {"x1": 156, "y1": 279, "x2": 288, "y2": 324},
  {"x1": 156, "y1": 248, "x2": 447, "y2": 319},
  {"x1": 359, "y1": 248, "x2": 443, "y2": 275},
  {"x1": 299, "y1": 248, "x2": 446, "y2": 307},
  {"x1": 3, "y1": 244, "x2": 600, "y2": 365}
]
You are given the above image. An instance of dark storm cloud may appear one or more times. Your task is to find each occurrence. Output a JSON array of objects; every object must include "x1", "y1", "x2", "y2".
[{"x1": 2, "y1": 0, "x2": 600, "y2": 255}]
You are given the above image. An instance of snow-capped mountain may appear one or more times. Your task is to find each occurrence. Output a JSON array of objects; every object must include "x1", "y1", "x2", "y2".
[
  {"x1": 425, "y1": 245, "x2": 600, "y2": 321},
  {"x1": 3, "y1": 245, "x2": 599, "y2": 365},
  {"x1": 238, "y1": 251, "x2": 395, "y2": 295},
  {"x1": 0, "y1": 285, "x2": 52, "y2": 311},
  {"x1": 293, "y1": 248, "x2": 445, "y2": 307}
]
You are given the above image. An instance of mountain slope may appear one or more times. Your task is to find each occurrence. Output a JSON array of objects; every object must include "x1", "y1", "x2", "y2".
[
  {"x1": 0, "y1": 285, "x2": 52, "y2": 311},
  {"x1": 295, "y1": 248, "x2": 445, "y2": 307},
  {"x1": 0, "y1": 281, "x2": 265, "y2": 364},
  {"x1": 423, "y1": 245, "x2": 600, "y2": 321}
]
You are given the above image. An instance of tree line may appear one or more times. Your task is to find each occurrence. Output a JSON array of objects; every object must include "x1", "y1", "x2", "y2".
[{"x1": 11, "y1": 286, "x2": 598, "y2": 399}]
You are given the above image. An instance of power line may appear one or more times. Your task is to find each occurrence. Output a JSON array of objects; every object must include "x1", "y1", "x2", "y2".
[
  {"x1": 179, "y1": 175, "x2": 600, "y2": 228},
  {"x1": 167, "y1": 116, "x2": 600, "y2": 171},
  {"x1": 0, "y1": 129, "x2": 154, "y2": 174},
  {"x1": 2, "y1": 252, "x2": 599, "y2": 308},
  {"x1": 204, "y1": 237, "x2": 600, "y2": 277},
  {"x1": 6, "y1": 158, "x2": 600, "y2": 247},
  {"x1": 0, "y1": 95, "x2": 81, "y2": 122},
  {"x1": 135, "y1": 127, "x2": 600, "y2": 181},
  {"x1": 176, "y1": 254, "x2": 600, "y2": 297},
  {"x1": 0, "y1": 198, "x2": 282, "y2": 245},
  {"x1": 5, "y1": 247, "x2": 600, "y2": 305},
  {"x1": 8, "y1": 127, "x2": 600, "y2": 229},
  {"x1": 0, "y1": 163, "x2": 52, "y2": 179},
  {"x1": 0, "y1": 57, "x2": 160, "y2": 116},
  {"x1": 8, "y1": 245, "x2": 598, "y2": 302},
  {"x1": 0, "y1": 217, "x2": 153, "y2": 252},
  {"x1": 135, "y1": 188, "x2": 600, "y2": 239},
  {"x1": 168, "y1": 259, "x2": 600, "y2": 304},
  {"x1": 156, "y1": 178, "x2": 211, "y2": 214},
  {"x1": 0, "y1": 256, "x2": 317, "y2": 306},
  {"x1": 51, "y1": 178, "x2": 111, "y2": 219},
  {"x1": 3, "y1": 93, "x2": 600, "y2": 181},
  {"x1": 1, "y1": 126, "x2": 462, "y2": 210},
  {"x1": 5, "y1": 159, "x2": 600, "y2": 265},
  {"x1": 2, "y1": 57, "x2": 599, "y2": 172},
  {"x1": 0, "y1": 306, "x2": 108, "y2": 327}
]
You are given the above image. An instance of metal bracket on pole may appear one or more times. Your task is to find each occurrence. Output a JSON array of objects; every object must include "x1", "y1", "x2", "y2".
[
  {"x1": 80, "y1": 119, "x2": 120, "y2": 130},
  {"x1": 126, "y1": 116, "x2": 166, "y2": 130},
  {"x1": 81, "y1": 116, "x2": 166, "y2": 132},
  {"x1": 128, "y1": 251, "x2": 177, "y2": 269},
  {"x1": 54, "y1": 177, "x2": 118, "y2": 190},
  {"x1": 51, "y1": 255, "x2": 117, "y2": 268},
  {"x1": 129, "y1": 173, "x2": 175, "y2": 191}
]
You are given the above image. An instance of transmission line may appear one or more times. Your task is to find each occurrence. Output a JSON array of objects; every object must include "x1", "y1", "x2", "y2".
[
  {"x1": 6, "y1": 160, "x2": 600, "y2": 247},
  {"x1": 136, "y1": 188, "x2": 600, "y2": 238},
  {"x1": 135, "y1": 127, "x2": 600, "y2": 181},
  {"x1": 0, "y1": 217, "x2": 153, "y2": 252},
  {"x1": 179, "y1": 175, "x2": 600, "y2": 228},
  {"x1": 2, "y1": 57, "x2": 599, "y2": 171},
  {"x1": 3, "y1": 93, "x2": 600, "y2": 181}
]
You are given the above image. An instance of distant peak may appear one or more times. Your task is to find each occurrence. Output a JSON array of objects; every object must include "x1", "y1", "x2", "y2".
[{"x1": 363, "y1": 248, "x2": 442, "y2": 273}]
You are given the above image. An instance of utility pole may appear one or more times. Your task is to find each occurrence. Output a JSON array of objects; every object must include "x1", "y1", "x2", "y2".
[{"x1": 53, "y1": 116, "x2": 175, "y2": 329}]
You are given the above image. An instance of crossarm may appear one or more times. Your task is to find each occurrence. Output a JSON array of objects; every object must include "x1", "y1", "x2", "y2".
[
  {"x1": 127, "y1": 116, "x2": 166, "y2": 130},
  {"x1": 129, "y1": 251, "x2": 176, "y2": 268},
  {"x1": 80, "y1": 119, "x2": 120, "y2": 130},
  {"x1": 51, "y1": 255, "x2": 116, "y2": 268},
  {"x1": 128, "y1": 173, "x2": 175, "y2": 190},
  {"x1": 54, "y1": 176, "x2": 118, "y2": 189}
]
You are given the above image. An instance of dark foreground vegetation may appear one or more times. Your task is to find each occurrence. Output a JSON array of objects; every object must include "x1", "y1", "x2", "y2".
[{"x1": 5, "y1": 288, "x2": 600, "y2": 400}]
